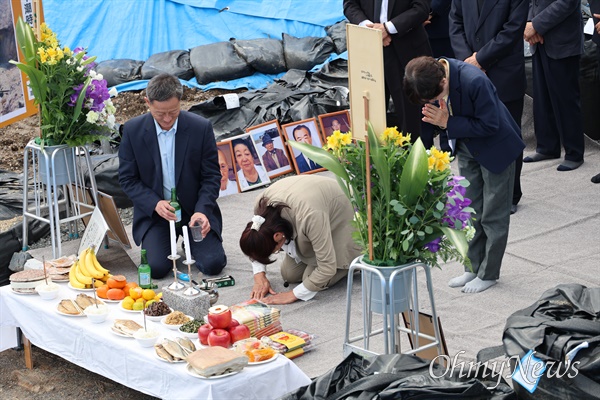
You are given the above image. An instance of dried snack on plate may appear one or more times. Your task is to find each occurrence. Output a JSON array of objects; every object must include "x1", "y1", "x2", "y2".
[{"x1": 186, "y1": 347, "x2": 249, "y2": 377}]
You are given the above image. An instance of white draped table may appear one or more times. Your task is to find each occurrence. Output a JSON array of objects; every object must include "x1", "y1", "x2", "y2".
[{"x1": 0, "y1": 285, "x2": 311, "y2": 399}]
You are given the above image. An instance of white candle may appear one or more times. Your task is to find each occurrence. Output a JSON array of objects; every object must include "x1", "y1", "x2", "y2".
[
  {"x1": 182, "y1": 225, "x2": 193, "y2": 262},
  {"x1": 169, "y1": 220, "x2": 177, "y2": 257}
]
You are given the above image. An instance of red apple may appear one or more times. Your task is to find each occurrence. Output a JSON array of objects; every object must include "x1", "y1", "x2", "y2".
[
  {"x1": 207, "y1": 328, "x2": 231, "y2": 348},
  {"x1": 228, "y1": 319, "x2": 240, "y2": 328},
  {"x1": 207, "y1": 305, "x2": 232, "y2": 329},
  {"x1": 228, "y1": 323, "x2": 251, "y2": 343},
  {"x1": 198, "y1": 323, "x2": 213, "y2": 345}
]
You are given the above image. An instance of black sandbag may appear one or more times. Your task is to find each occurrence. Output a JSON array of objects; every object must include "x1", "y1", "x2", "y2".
[
  {"x1": 95, "y1": 59, "x2": 144, "y2": 87},
  {"x1": 190, "y1": 42, "x2": 254, "y2": 85},
  {"x1": 282, "y1": 33, "x2": 335, "y2": 71},
  {"x1": 231, "y1": 38, "x2": 286, "y2": 74},
  {"x1": 141, "y1": 50, "x2": 194, "y2": 81},
  {"x1": 503, "y1": 283, "x2": 600, "y2": 400},
  {"x1": 280, "y1": 352, "x2": 515, "y2": 400},
  {"x1": 0, "y1": 220, "x2": 50, "y2": 286},
  {"x1": 580, "y1": 40, "x2": 600, "y2": 140},
  {"x1": 325, "y1": 20, "x2": 348, "y2": 54}
]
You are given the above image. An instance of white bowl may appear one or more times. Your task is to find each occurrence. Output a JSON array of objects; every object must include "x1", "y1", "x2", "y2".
[
  {"x1": 161, "y1": 314, "x2": 193, "y2": 331},
  {"x1": 133, "y1": 329, "x2": 160, "y2": 347},
  {"x1": 35, "y1": 282, "x2": 60, "y2": 300},
  {"x1": 83, "y1": 305, "x2": 110, "y2": 323}
]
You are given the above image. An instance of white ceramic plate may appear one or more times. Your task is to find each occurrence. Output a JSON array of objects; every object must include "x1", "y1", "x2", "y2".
[
  {"x1": 67, "y1": 283, "x2": 94, "y2": 292},
  {"x1": 248, "y1": 353, "x2": 278, "y2": 365},
  {"x1": 11, "y1": 289, "x2": 37, "y2": 295},
  {"x1": 110, "y1": 326, "x2": 135, "y2": 338},
  {"x1": 185, "y1": 364, "x2": 240, "y2": 379},
  {"x1": 161, "y1": 315, "x2": 193, "y2": 330},
  {"x1": 55, "y1": 307, "x2": 84, "y2": 317},
  {"x1": 101, "y1": 298, "x2": 122, "y2": 303},
  {"x1": 144, "y1": 308, "x2": 174, "y2": 321},
  {"x1": 154, "y1": 351, "x2": 186, "y2": 364}
]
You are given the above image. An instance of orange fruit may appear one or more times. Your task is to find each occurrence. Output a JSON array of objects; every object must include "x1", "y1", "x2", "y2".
[
  {"x1": 107, "y1": 288, "x2": 125, "y2": 300},
  {"x1": 96, "y1": 285, "x2": 109, "y2": 299},
  {"x1": 129, "y1": 286, "x2": 143, "y2": 300},
  {"x1": 107, "y1": 275, "x2": 127, "y2": 289},
  {"x1": 142, "y1": 289, "x2": 155, "y2": 301},
  {"x1": 123, "y1": 282, "x2": 138, "y2": 296}
]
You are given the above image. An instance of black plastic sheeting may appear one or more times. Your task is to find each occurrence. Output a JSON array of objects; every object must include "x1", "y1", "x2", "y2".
[
  {"x1": 189, "y1": 58, "x2": 350, "y2": 140},
  {"x1": 502, "y1": 283, "x2": 600, "y2": 400},
  {"x1": 95, "y1": 59, "x2": 144, "y2": 87},
  {"x1": 281, "y1": 352, "x2": 515, "y2": 400}
]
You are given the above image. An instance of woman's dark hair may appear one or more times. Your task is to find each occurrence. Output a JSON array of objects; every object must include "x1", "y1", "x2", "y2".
[
  {"x1": 239, "y1": 198, "x2": 293, "y2": 265},
  {"x1": 403, "y1": 56, "x2": 446, "y2": 105},
  {"x1": 232, "y1": 137, "x2": 258, "y2": 160}
]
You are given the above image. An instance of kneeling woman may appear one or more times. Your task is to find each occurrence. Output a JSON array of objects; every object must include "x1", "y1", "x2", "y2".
[{"x1": 239, "y1": 175, "x2": 361, "y2": 305}]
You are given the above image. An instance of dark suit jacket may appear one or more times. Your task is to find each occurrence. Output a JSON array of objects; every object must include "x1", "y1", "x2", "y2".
[
  {"x1": 118, "y1": 111, "x2": 222, "y2": 245},
  {"x1": 262, "y1": 148, "x2": 290, "y2": 171},
  {"x1": 591, "y1": 0, "x2": 600, "y2": 46},
  {"x1": 423, "y1": 58, "x2": 525, "y2": 174},
  {"x1": 528, "y1": 0, "x2": 584, "y2": 59},
  {"x1": 426, "y1": 0, "x2": 452, "y2": 39},
  {"x1": 449, "y1": 0, "x2": 528, "y2": 103},
  {"x1": 295, "y1": 154, "x2": 321, "y2": 173}
]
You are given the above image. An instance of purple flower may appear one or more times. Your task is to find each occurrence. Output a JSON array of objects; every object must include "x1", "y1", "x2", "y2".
[
  {"x1": 425, "y1": 237, "x2": 442, "y2": 252},
  {"x1": 68, "y1": 79, "x2": 110, "y2": 112}
]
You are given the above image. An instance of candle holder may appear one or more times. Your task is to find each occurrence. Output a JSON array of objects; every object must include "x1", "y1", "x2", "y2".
[
  {"x1": 182, "y1": 260, "x2": 200, "y2": 296},
  {"x1": 167, "y1": 254, "x2": 184, "y2": 291}
]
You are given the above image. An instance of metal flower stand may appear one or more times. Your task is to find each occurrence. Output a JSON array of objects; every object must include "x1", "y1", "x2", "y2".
[
  {"x1": 343, "y1": 256, "x2": 444, "y2": 359},
  {"x1": 22, "y1": 140, "x2": 98, "y2": 258}
]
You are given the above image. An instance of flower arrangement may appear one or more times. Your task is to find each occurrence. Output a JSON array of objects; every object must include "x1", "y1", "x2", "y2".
[
  {"x1": 10, "y1": 17, "x2": 117, "y2": 147},
  {"x1": 289, "y1": 124, "x2": 475, "y2": 269}
]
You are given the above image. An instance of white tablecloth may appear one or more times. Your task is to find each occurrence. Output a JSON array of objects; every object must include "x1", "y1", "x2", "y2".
[{"x1": 0, "y1": 285, "x2": 311, "y2": 399}]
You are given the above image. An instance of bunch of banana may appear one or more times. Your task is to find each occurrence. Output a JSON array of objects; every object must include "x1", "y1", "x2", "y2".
[{"x1": 68, "y1": 247, "x2": 111, "y2": 289}]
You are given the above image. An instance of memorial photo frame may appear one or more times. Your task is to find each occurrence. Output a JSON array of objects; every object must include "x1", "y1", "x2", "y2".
[
  {"x1": 228, "y1": 134, "x2": 271, "y2": 192},
  {"x1": 281, "y1": 118, "x2": 326, "y2": 175},
  {"x1": 318, "y1": 110, "x2": 351, "y2": 140},
  {"x1": 216, "y1": 141, "x2": 240, "y2": 197},
  {"x1": 247, "y1": 120, "x2": 293, "y2": 179}
]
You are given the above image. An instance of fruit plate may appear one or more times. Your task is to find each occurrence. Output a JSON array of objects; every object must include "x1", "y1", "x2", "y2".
[
  {"x1": 67, "y1": 283, "x2": 95, "y2": 291},
  {"x1": 101, "y1": 298, "x2": 122, "y2": 303},
  {"x1": 185, "y1": 364, "x2": 240, "y2": 379},
  {"x1": 248, "y1": 353, "x2": 278, "y2": 366},
  {"x1": 119, "y1": 300, "x2": 144, "y2": 313}
]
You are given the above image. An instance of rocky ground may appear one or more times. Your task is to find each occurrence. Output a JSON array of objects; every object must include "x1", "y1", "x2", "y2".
[{"x1": 0, "y1": 86, "x2": 238, "y2": 399}]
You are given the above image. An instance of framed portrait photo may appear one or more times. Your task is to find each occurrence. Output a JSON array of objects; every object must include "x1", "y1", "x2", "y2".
[
  {"x1": 281, "y1": 118, "x2": 326, "y2": 175},
  {"x1": 228, "y1": 133, "x2": 271, "y2": 192},
  {"x1": 318, "y1": 110, "x2": 351, "y2": 141},
  {"x1": 247, "y1": 120, "x2": 293, "y2": 179},
  {"x1": 216, "y1": 141, "x2": 240, "y2": 197}
]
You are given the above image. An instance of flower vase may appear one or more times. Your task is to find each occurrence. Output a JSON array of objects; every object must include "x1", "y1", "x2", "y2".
[
  {"x1": 362, "y1": 263, "x2": 415, "y2": 315},
  {"x1": 35, "y1": 143, "x2": 76, "y2": 187}
]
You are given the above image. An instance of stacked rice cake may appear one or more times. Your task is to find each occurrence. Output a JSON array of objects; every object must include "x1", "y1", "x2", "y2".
[{"x1": 10, "y1": 270, "x2": 47, "y2": 294}]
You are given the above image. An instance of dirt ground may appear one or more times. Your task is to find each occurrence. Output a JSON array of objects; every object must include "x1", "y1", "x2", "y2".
[{"x1": 0, "y1": 86, "x2": 240, "y2": 399}]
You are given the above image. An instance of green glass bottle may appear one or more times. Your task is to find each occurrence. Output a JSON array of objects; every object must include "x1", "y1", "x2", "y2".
[
  {"x1": 170, "y1": 187, "x2": 181, "y2": 228},
  {"x1": 138, "y1": 249, "x2": 152, "y2": 289}
]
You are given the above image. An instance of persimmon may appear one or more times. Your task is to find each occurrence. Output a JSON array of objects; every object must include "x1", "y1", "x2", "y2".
[
  {"x1": 123, "y1": 282, "x2": 138, "y2": 295},
  {"x1": 107, "y1": 288, "x2": 125, "y2": 300},
  {"x1": 107, "y1": 275, "x2": 127, "y2": 289},
  {"x1": 96, "y1": 284, "x2": 109, "y2": 299}
]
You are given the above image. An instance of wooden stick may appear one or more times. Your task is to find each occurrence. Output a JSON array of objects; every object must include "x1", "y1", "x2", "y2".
[
  {"x1": 365, "y1": 134, "x2": 373, "y2": 261},
  {"x1": 363, "y1": 93, "x2": 370, "y2": 133}
]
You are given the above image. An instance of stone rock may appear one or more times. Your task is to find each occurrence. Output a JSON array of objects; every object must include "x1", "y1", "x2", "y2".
[
  {"x1": 9, "y1": 252, "x2": 32, "y2": 272},
  {"x1": 11, "y1": 370, "x2": 55, "y2": 393}
]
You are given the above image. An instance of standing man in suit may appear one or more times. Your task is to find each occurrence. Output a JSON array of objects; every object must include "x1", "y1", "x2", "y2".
[
  {"x1": 590, "y1": 0, "x2": 600, "y2": 184},
  {"x1": 119, "y1": 74, "x2": 227, "y2": 278},
  {"x1": 404, "y1": 56, "x2": 525, "y2": 293},
  {"x1": 292, "y1": 125, "x2": 322, "y2": 173},
  {"x1": 523, "y1": 0, "x2": 585, "y2": 171},
  {"x1": 261, "y1": 134, "x2": 290, "y2": 172},
  {"x1": 344, "y1": 0, "x2": 432, "y2": 140},
  {"x1": 449, "y1": 0, "x2": 528, "y2": 214},
  {"x1": 425, "y1": 0, "x2": 454, "y2": 58}
]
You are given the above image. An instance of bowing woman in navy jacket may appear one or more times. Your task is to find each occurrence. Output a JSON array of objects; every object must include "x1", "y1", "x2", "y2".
[{"x1": 404, "y1": 56, "x2": 525, "y2": 293}]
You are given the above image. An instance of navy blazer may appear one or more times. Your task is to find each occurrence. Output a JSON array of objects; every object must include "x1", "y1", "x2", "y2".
[
  {"x1": 528, "y1": 0, "x2": 584, "y2": 59},
  {"x1": 426, "y1": 0, "x2": 452, "y2": 39},
  {"x1": 118, "y1": 111, "x2": 223, "y2": 246},
  {"x1": 423, "y1": 58, "x2": 525, "y2": 174},
  {"x1": 591, "y1": 0, "x2": 600, "y2": 46},
  {"x1": 295, "y1": 154, "x2": 321, "y2": 173},
  {"x1": 449, "y1": 0, "x2": 528, "y2": 103}
]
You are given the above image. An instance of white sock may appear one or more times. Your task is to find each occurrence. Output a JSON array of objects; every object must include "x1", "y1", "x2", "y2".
[
  {"x1": 462, "y1": 277, "x2": 497, "y2": 293},
  {"x1": 448, "y1": 272, "x2": 476, "y2": 288}
]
